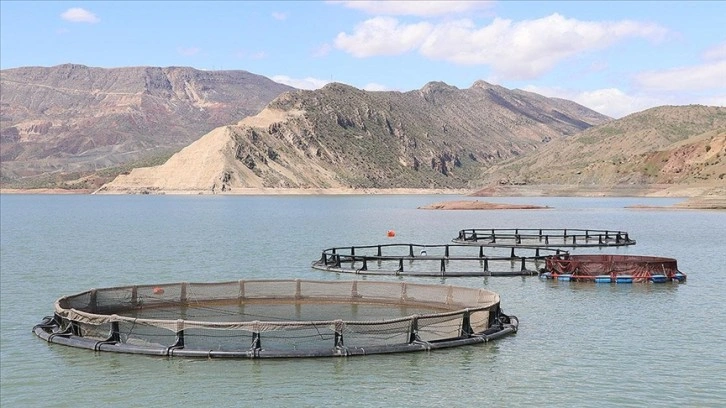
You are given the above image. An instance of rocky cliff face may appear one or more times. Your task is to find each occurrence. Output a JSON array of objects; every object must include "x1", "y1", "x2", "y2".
[
  {"x1": 99, "y1": 81, "x2": 611, "y2": 193},
  {"x1": 0, "y1": 64, "x2": 294, "y2": 188}
]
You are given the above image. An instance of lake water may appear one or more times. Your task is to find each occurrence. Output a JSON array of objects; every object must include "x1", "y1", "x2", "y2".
[{"x1": 1, "y1": 194, "x2": 724, "y2": 407}]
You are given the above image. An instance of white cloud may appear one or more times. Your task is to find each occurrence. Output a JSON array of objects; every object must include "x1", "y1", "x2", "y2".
[
  {"x1": 177, "y1": 47, "x2": 201, "y2": 57},
  {"x1": 271, "y1": 75, "x2": 331, "y2": 90},
  {"x1": 572, "y1": 88, "x2": 661, "y2": 118},
  {"x1": 335, "y1": 17, "x2": 432, "y2": 57},
  {"x1": 524, "y1": 85, "x2": 662, "y2": 118},
  {"x1": 60, "y1": 8, "x2": 100, "y2": 24},
  {"x1": 312, "y1": 43, "x2": 332, "y2": 57},
  {"x1": 236, "y1": 50, "x2": 268, "y2": 60},
  {"x1": 703, "y1": 42, "x2": 726, "y2": 61},
  {"x1": 635, "y1": 60, "x2": 726, "y2": 92},
  {"x1": 271, "y1": 76, "x2": 392, "y2": 92},
  {"x1": 332, "y1": 0, "x2": 494, "y2": 17},
  {"x1": 271, "y1": 12, "x2": 287, "y2": 21},
  {"x1": 249, "y1": 51, "x2": 268, "y2": 60},
  {"x1": 698, "y1": 95, "x2": 726, "y2": 107},
  {"x1": 363, "y1": 83, "x2": 391, "y2": 91},
  {"x1": 335, "y1": 14, "x2": 667, "y2": 80}
]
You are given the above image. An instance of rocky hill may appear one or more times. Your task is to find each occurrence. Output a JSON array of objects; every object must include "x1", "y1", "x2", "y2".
[
  {"x1": 97, "y1": 81, "x2": 611, "y2": 193},
  {"x1": 0, "y1": 64, "x2": 294, "y2": 188},
  {"x1": 476, "y1": 105, "x2": 726, "y2": 197}
]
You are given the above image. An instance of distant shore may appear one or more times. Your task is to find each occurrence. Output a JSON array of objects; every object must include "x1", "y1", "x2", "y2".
[
  {"x1": 2, "y1": 184, "x2": 723, "y2": 209},
  {"x1": 419, "y1": 200, "x2": 551, "y2": 210},
  {"x1": 0, "y1": 188, "x2": 95, "y2": 195},
  {"x1": 0, "y1": 187, "x2": 470, "y2": 196}
]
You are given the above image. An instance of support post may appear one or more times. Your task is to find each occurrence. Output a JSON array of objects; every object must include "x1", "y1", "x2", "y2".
[
  {"x1": 71, "y1": 321, "x2": 82, "y2": 336},
  {"x1": 461, "y1": 310, "x2": 473, "y2": 337},
  {"x1": 251, "y1": 331, "x2": 261, "y2": 351},
  {"x1": 173, "y1": 329, "x2": 185, "y2": 349},
  {"x1": 408, "y1": 316, "x2": 420, "y2": 343},
  {"x1": 334, "y1": 320, "x2": 344, "y2": 348},
  {"x1": 109, "y1": 321, "x2": 121, "y2": 343}
]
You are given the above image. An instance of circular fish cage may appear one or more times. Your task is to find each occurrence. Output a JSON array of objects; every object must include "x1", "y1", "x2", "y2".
[
  {"x1": 312, "y1": 243, "x2": 566, "y2": 277},
  {"x1": 453, "y1": 228, "x2": 636, "y2": 248},
  {"x1": 540, "y1": 254, "x2": 687, "y2": 283},
  {"x1": 33, "y1": 279, "x2": 518, "y2": 358}
]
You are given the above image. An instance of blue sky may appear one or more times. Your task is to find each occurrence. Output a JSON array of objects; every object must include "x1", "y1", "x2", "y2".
[{"x1": 1, "y1": 1, "x2": 724, "y2": 118}]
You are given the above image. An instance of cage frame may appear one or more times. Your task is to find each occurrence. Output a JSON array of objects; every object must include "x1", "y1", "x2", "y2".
[
  {"x1": 453, "y1": 228, "x2": 636, "y2": 248},
  {"x1": 33, "y1": 279, "x2": 518, "y2": 358},
  {"x1": 312, "y1": 243, "x2": 566, "y2": 277}
]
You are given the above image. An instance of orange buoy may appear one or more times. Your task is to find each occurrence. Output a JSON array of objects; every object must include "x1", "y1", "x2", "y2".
[
  {"x1": 152, "y1": 287, "x2": 165, "y2": 295},
  {"x1": 387, "y1": 230, "x2": 396, "y2": 238}
]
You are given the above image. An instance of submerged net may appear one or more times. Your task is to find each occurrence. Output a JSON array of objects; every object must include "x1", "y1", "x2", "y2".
[{"x1": 34, "y1": 279, "x2": 518, "y2": 358}]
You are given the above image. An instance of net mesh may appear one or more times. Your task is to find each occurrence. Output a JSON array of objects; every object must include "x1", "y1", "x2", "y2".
[
  {"x1": 544, "y1": 254, "x2": 684, "y2": 282},
  {"x1": 44, "y1": 279, "x2": 507, "y2": 357}
]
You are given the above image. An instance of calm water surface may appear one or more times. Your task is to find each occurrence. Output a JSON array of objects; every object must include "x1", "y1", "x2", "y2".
[{"x1": 1, "y1": 194, "x2": 724, "y2": 407}]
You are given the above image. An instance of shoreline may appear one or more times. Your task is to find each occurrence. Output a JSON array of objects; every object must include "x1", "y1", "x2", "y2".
[
  {"x1": 0, "y1": 188, "x2": 95, "y2": 195},
  {"x1": 0, "y1": 187, "x2": 471, "y2": 196},
  {"x1": 0, "y1": 183, "x2": 711, "y2": 197},
  {"x1": 418, "y1": 200, "x2": 551, "y2": 210},
  {"x1": 2, "y1": 184, "x2": 723, "y2": 209}
]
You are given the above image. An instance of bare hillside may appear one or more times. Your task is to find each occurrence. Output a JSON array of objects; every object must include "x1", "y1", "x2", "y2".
[
  {"x1": 0, "y1": 64, "x2": 293, "y2": 188},
  {"x1": 98, "y1": 81, "x2": 610, "y2": 194},
  {"x1": 476, "y1": 105, "x2": 726, "y2": 195}
]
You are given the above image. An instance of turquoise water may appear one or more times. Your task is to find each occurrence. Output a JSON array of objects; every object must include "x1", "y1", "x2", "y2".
[{"x1": 1, "y1": 194, "x2": 724, "y2": 407}]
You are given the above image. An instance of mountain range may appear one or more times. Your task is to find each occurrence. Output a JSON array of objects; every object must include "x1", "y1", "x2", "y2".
[
  {"x1": 96, "y1": 80, "x2": 611, "y2": 193},
  {"x1": 1, "y1": 65, "x2": 723, "y2": 202},
  {"x1": 0, "y1": 64, "x2": 293, "y2": 188}
]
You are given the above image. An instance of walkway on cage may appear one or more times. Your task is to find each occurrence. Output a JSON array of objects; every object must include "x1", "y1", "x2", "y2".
[
  {"x1": 312, "y1": 243, "x2": 566, "y2": 277},
  {"x1": 453, "y1": 228, "x2": 635, "y2": 248}
]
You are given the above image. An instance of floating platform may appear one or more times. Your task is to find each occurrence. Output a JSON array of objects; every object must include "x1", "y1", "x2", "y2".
[
  {"x1": 539, "y1": 254, "x2": 686, "y2": 283},
  {"x1": 312, "y1": 243, "x2": 565, "y2": 277},
  {"x1": 453, "y1": 228, "x2": 636, "y2": 248},
  {"x1": 33, "y1": 279, "x2": 518, "y2": 358}
]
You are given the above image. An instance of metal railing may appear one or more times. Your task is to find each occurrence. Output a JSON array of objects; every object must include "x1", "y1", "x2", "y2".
[
  {"x1": 453, "y1": 228, "x2": 635, "y2": 247},
  {"x1": 313, "y1": 243, "x2": 566, "y2": 277}
]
